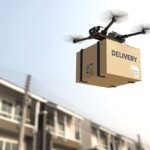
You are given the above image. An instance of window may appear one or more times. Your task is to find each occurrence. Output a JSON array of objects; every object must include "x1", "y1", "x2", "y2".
[
  {"x1": 14, "y1": 104, "x2": 31, "y2": 124},
  {"x1": 5, "y1": 142, "x2": 18, "y2": 150},
  {"x1": 100, "y1": 130, "x2": 107, "y2": 145},
  {"x1": 58, "y1": 118, "x2": 65, "y2": 131},
  {"x1": 0, "y1": 141, "x2": 3, "y2": 150},
  {"x1": 115, "y1": 138, "x2": 120, "y2": 150},
  {"x1": 47, "y1": 113, "x2": 54, "y2": 126},
  {"x1": 14, "y1": 105, "x2": 22, "y2": 121},
  {"x1": 110, "y1": 142, "x2": 114, "y2": 150},
  {"x1": 92, "y1": 127, "x2": 97, "y2": 137},
  {"x1": 26, "y1": 106, "x2": 31, "y2": 123},
  {"x1": 2, "y1": 101, "x2": 12, "y2": 113},
  {"x1": 58, "y1": 113, "x2": 65, "y2": 136},
  {"x1": 75, "y1": 129, "x2": 80, "y2": 140},
  {"x1": 47, "y1": 113, "x2": 55, "y2": 133},
  {"x1": 75, "y1": 120, "x2": 81, "y2": 140},
  {"x1": 0, "y1": 100, "x2": 13, "y2": 118},
  {"x1": 0, "y1": 140, "x2": 18, "y2": 150},
  {"x1": 0, "y1": 97, "x2": 31, "y2": 124},
  {"x1": 5, "y1": 142, "x2": 11, "y2": 150},
  {"x1": 12, "y1": 144, "x2": 18, "y2": 150}
]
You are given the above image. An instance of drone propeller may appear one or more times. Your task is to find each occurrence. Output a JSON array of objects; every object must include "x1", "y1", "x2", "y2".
[
  {"x1": 73, "y1": 36, "x2": 92, "y2": 43},
  {"x1": 133, "y1": 24, "x2": 150, "y2": 34},
  {"x1": 65, "y1": 35, "x2": 86, "y2": 43},
  {"x1": 102, "y1": 9, "x2": 128, "y2": 23},
  {"x1": 101, "y1": 10, "x2": 128, "y2": 35},
  {"x1": 114, "y1": 24, "x2": 150, "y2": 43}
]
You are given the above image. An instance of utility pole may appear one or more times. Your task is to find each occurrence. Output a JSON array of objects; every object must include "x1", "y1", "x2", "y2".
[
  {"x1": 137, "y1": 134, "x2": 142, "y2": 150},
  {"x1": 18, "y1": 75, "x2": 31, "y2": 150}
]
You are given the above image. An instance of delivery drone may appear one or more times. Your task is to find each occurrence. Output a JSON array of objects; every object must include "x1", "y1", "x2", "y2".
[{"x1": 72, "y1": 10, "x2": 150, "y2": 44}]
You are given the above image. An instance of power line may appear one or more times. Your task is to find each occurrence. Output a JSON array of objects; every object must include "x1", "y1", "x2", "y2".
[
  {"x1": 0, "y1": 66, "x2": 113, "y2": 126},
  {"x1": 0, "y1": 65, "x2": 27, "y2": 88}
]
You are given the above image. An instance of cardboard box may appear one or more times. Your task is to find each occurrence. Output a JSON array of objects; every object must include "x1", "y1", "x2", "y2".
[{"x1": 76, "y1": 39, "x2": 141, "y2": 87}]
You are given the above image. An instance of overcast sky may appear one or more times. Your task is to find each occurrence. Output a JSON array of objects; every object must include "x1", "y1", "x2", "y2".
[{"x1": 0, "y1": 0, "x2": 150, "y2": 146}]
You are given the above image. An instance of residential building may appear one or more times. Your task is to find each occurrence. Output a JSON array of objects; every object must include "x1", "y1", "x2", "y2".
[
  {"x1": 0, "y1": 77, "x2": 146, "y2": 150},
  {"x1": 90, "y1": 122, "x2": 137, "y2": 150},
  {"x1": 37, "y1": 102, "x2": 83, "y2": 150},
  {"x1": 0, "y1": 78, "x2": 83, "y2": 150},
  {"x1": 0, "y1": 78, "x2": 42, "y2": 149}
]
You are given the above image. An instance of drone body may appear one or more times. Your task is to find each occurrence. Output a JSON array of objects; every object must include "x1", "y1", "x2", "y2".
[{"x1": 72, "y1": 11, "x2": 150, "y2": 44}]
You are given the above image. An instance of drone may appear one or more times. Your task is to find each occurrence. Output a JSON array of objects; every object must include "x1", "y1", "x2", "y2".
[{"x1": 72, "y1": 10, "x2": 150, "y2": 44}]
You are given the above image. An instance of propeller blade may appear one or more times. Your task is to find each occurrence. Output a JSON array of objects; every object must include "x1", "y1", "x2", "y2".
[
  {"x1": 102, "y1": 9, "x2": 128, "y2": 23},
  {"x1": 132, "y1": 24, "x2": 150, "y2": 34},
  {"x1": 64, "y1": 35, "x2": 85, "y2": 43}
]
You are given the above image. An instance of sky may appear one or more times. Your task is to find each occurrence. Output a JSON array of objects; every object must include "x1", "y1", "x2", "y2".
[{"x1": 0, "y1": 0, "x2": 150, "y2": 146}]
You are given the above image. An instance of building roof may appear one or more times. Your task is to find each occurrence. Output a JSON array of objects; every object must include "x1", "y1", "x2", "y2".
[
  {"x1": 0, "y1": 77, "x2": 83, "y2": 120},
  {"x1": 0, "y1": 78, "x2": 47, "y2": 103}
]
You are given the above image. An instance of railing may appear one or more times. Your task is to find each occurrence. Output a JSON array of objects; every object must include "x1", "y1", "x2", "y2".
[
  {"x1": 0, "y1": 111, "x2": 31, "y2": 124},
  {"x1": 14, "y1": 115, "x2": 31, "y2": 123},
  {"x1": 58, "y1": 129, "x2": 65, "y2": 138},
  {"x1": 0, "y1": 111, "x2": 12, "y2": 119},
  {"x1": 46, "y1": 125, "x2": 55, "y2": 134},
  {"x1": 96, "y1": 144, "x2": 110, "y2": 150},
  {"x1": 46, "y1": 125, "x2": 65, "y2": 137},
  {"x1": 46, "y1": 125, "x2": 81, "y2": 142}
]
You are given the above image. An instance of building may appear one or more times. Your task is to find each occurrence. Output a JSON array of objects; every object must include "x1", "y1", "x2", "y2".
[
  {"x1": 37, "y1": 101, "x2": 83, "y2": 150},
  {"x1": 0, "y1": 78, "x2": 83, "y2": 150},
  {"x1": 0, "y1": 77, "x2": 146, "y2": 150},
  {"x1": 0, "y1": 78, "x2": 46, "y2": 150},
  {"x1": 90, "y1": 122, "x2": 137, "y2": 150}
]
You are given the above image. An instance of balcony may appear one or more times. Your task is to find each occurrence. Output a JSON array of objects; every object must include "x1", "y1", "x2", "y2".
[
  {"x1": 46, "y1": 110, "x2": 81, "y2": 143},
  {"x1": 0, "y1": 96, "x2": 33, "y2": 128}
]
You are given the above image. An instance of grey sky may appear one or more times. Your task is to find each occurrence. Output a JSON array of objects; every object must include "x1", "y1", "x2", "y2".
[{"x1": 0, "y1": 0, "x2": 150, "y2": 146}]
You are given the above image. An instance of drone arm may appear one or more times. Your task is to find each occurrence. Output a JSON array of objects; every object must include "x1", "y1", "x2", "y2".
[
  {"x1": 101, "y1": 17, "x2": 116, "y2": 35},
  {"x1": 73, "y1": 36, "x2": 91, "y2": 43},
  {"x1": 120, "y1": 31, "x2": 145, "y2": 39}
]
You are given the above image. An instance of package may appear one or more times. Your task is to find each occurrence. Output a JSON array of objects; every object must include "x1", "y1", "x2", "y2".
[{"x1": 76, "y1": 39, "x2": 141, "y2": 87}]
